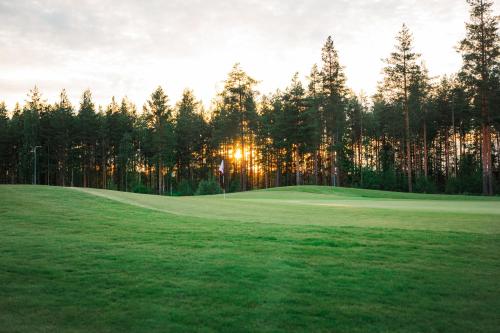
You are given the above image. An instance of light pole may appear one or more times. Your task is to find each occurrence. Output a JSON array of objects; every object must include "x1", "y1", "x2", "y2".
[{"x1": 32, "y1": 145, "x2": 41, "y2": 185}]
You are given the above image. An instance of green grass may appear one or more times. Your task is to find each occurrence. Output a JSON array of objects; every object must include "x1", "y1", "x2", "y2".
[{"x1": 1, "y1": 185, "x2": 499, "y2": 332}]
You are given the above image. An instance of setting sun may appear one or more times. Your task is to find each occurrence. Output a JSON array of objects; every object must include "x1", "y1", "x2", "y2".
[{"x1": 234, "y1": 148, "x2": 242, "y2": 160}]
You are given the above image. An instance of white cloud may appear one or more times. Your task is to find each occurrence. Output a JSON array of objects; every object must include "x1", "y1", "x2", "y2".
[{"x1": 0, "y1": 0, "x2": 498, "y2": 110}]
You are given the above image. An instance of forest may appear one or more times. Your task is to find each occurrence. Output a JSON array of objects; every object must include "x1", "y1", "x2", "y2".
[{"x1": 0, "y1": 0, "x2": 499, "y2": 195}]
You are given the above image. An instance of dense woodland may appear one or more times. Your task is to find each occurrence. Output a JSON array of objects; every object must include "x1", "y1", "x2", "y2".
[{"x1": 1, "y1": 0, "x2": 499, "y2": 195}]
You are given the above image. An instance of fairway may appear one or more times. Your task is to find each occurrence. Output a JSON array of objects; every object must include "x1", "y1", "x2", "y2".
[
  {"x1": 1, "y1": 185, "x2": 500, "y2": 332},
  {"x1": 77, "y1": 185, "x2": 500, "y2": 233}
]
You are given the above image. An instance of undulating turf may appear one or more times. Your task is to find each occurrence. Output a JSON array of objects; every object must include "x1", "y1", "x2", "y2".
[{"x1": 1, "y1": 185, "x2": 499, "y2": 332}]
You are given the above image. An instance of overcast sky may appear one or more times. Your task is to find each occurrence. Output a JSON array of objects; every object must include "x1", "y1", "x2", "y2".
[{"x1": 1, "y1": 0, "x2": 499, "y2": 110}]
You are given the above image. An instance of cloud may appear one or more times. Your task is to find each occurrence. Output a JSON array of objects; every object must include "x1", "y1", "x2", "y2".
[{"x1": 0, "y1": 0, "x2": 498, "y2": 109}]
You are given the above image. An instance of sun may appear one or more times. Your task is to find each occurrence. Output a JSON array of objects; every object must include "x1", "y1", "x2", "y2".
[{"x1": 234, "y1": 148, "x2": 242, "y2": 160}]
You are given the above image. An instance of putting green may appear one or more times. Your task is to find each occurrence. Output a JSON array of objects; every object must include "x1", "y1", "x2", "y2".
[{"x1": 75, "y1": 185, "x2": 500, "y2": 234}]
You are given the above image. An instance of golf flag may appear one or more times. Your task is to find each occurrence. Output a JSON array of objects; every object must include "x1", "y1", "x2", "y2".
[{"x1": 219, "y1": 160, "x2": 226, "y2": 199}]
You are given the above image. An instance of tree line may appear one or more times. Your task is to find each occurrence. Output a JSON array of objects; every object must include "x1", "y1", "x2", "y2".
[{"x1": 0, "y1": 0, "x2": 499, "y2": 195}]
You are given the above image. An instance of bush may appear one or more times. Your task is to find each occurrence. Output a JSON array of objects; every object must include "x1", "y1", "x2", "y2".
[
  {"x1": 495, "y1": 176, "x2": 500, "y2": 195},
  {"x1": 360, "y1": 169, "x2": 382, "y2": 190},
  {"x1": 445, "y1": 154, "x2": 482, "y2": 194},
  {"x1": 107, "y1": 179, "x2": 118, "y2": 191},
  {"x1": 177, "y1": 179, "x2": 194, "y2": 196},
  {"x1": 414, "y1": 176, "x2": 437, "y2": 194},
  {"x1": 132, "y1": 183, "x2": 151, "y2": 194},
  {"x1": 381, "y1": 169, "x2": 397, "y2": 191},
  {"x1": 229, "y1": 178, "x2": 240, "y2": 193},
  {"x1": 445, "y1": 177, "x2": 460, "y2": 194},
  {"x1": 445, "y1": 175, "x2": 482, "y2": 194},
  {"x1": 196, "y1": 178, "x2": 223, "y2": 195}
]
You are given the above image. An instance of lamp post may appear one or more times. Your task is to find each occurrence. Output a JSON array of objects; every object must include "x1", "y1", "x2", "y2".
[{"x1": 32, "y1": 145, "x2": 41, "y2": 185}]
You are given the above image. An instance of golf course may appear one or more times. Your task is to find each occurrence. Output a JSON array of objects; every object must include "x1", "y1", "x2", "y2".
[{"x1": 1, "y1": 185, "x2": 499, "y2": 332}]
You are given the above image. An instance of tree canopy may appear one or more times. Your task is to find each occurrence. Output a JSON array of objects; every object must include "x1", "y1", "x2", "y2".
[{"x1": 0, "y1": 0, "x2": 499, "y2": 195}]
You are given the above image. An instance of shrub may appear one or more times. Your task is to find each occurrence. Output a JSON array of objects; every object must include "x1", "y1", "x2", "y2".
[
  {"x1": 414, "y1": 176, "x2": 437, "y2": 194},
  {"x1": 196, "y1": 178, "x2": 223, "y2": 195},
  {"x1": 445, "y1": 177, "x2": 460, "y2": 194},
  {"x1": 132, "y1": 183, "x2": 151, "y2": 194},
  {"x1": 445, "y1": 175, "x2": 482, "y2": 194},
  {"x1": 229, "y1": 178, "x2": 240, "y2": 193},
  {"x1": 177, "y1": 179, "x2": 194, "y2": 196},
  {"x1": 360, "y1": 169, "x2": 382, "y2": 190},
  {"x1": 107, "y1": 179, "x2": 118, "y2": 191},
  {"x1": 381, "y1": 169, "x2": 397, "y2": 191},
  {"x1": 445, "y1": 154, "x2": 482, "y2": 194}
]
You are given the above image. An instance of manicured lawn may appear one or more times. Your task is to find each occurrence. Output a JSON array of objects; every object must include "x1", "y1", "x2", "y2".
[{"x1": 1, "y1": 185, "x2": 499, "y2": 332}]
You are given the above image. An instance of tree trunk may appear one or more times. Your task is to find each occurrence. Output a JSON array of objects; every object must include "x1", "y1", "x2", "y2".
[
  {"x1": 404, "y1": 103, "x2": 412, "y2": 192},
  {"x1": 102, "y1": 142, "x2": 107, "y2": 189},
  {"x1": 330, "y1": 148, "x2": 335, "y2": 186},
  {"x1": 295, "y1": 146, "x2": 300, "y2": 185},
  {"x1": 265, "y1": 162, "x2": 268, "y2": 189},
  {"x1": 423, "y1": 122, "x2": 428, "y2": 180},
  {"x1": 403, "y1": 50, "x2": 413, "y2": 192},
  {"x1": 452, "y1": 103, "x2": 458, "y2": 176},
  {"x1": 482, "y1": 121, "x2": 493, "y2": 195},
  {"x1": 158, "y1": 160, "x2": 162, "y2": 195},
  {"x1": 445, "y1": 128, "x2": 450, "y2": 179},
  {"x1": 249, "y1": 137, "x2": 253, "y2": 189},
  {"x1": 241, "y1": 138, "x2": 246, "y2": 191},
  {"x1": 275, "y1": 157, "x2": 280, "y2": 187},
  {"x1": 83, "y1": 164, "x2": 87, "y2": 188},
  {"x1": 358, "y1": 137, "x2": 362, "y2": 186},
  {"x1": 313, "y1": 149, "x2": 318, "y2": 185}
]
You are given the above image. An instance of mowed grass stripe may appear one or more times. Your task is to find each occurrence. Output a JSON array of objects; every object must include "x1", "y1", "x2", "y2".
[{"x1": 1, "y1": 185, "x2": 499, "y2": 332}]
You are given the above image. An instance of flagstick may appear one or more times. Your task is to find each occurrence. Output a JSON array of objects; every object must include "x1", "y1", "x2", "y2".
[{"x1": 220, "y1": 159, "x2": 226, "y2": 200}]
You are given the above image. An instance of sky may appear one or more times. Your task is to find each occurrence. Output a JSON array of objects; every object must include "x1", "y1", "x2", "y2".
[{"x1": 1, "y1": 0, "x2": 499, "y2": 111}]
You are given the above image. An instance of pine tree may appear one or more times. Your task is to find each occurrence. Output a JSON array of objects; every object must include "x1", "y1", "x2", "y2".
[
  {"x1": 282, "y1": 73, "x2": 306, "y2": 185},
  {"x1": 345, "y1": 93, "x2": 365, "y2": 185},
  {"x1": 9, "y1": 103, "x2": 23, "y2": 183},
  {"x1": 306, "y1": 64, "x2": 323, "y2": 185},
  {"x1": 113, "y1": 97, "x2": 135, "y2": 190},
  {"x1": 408, "y1": 64, "x2": 432, "y2": 181},
  {"x1": 118, "y1": 132, "x2": 133, "y2": 191},
  {"x1": 51, "y1": 89, "x2": 74, "y2": 186},
  {"x1": 382, "y1": 24, "x2": 420, "y2": 192},
  {"x1": 77, "y1": 89, "x2": 98, "y2": 187},
  {"x1": 458, "y1": 0, "x2": 499, "y2": 195},
  {"x1": 23, "y1": 87, "x2": 44, "y2": 184},
  {"x1": 320, "y1": 36, "x2": 347, "y2": 186},
  {"x1": 217, "y1": 64, "x2": 258, "y2": 191},
  {"x1": 144, "y1": 86, "x2": 174, "y2": 195},
  {"x1": 175, "y1": 89, "x2": 204, "y2": 182},
  {"x1": 0, "y1": 102, "x2": 9, "y2": 183}
]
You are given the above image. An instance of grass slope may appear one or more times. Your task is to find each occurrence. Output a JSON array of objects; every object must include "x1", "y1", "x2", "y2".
[
  {"x1": 77, "y1": 185, "x2": 500, "y2": 233},
  {"x1": 0, "y1": 185, "x2": 499, "y2": 332}
]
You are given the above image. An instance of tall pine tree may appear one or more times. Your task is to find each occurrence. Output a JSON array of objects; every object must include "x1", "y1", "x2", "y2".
[
  {"x1": 320, "y1": 36, "x2": 347, "y2": 186},
  {"x1": 458, "y1": 0, "x2": 499, "y2": 195},
  {"x1": 382, "y1": 24, "x2": 420, "y2": 192}
]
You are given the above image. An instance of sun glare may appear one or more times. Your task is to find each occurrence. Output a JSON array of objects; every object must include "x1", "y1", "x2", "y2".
[{"x1": 234, "y1": 148, "x2": 242, "y2": 160}]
